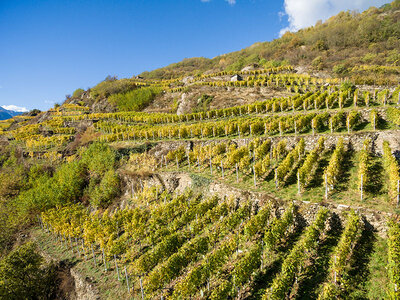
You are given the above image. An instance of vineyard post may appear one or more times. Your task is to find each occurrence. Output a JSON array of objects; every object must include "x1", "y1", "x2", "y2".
[
  {"x1": 82, "y1": 240, "x2": 87, "y2": 261},
  {"x1": 69, "y1": 237, "x2": 74, "y2": 254},
  {"x1": 279, "y1": 121, "x2": 282, "y2": 136},
  {"x1": 275, "y1": 169, "x2": 278, "y2": 189},
  {"x1": 102, "y1": 248, "x2": 107, "y2": 271},
  {"x1": 361, "y1": 174, "x2": 364, "y2": 201},
  {"x1": 347, "y1": 118, "x2": 350, "y2": 134},
  {"x1": 187, "y1": 152, "x2": 191, "y2": 168},
  {"x1": 236, "y1": 163, "x2": 239, "y2": 183},
  {"x1": 253, "y1": 165, "x2": 256, "y2": 187},
  {"x1": 334, "y1": 255, "x2": 337, "y2": 283},
  {"x1": 261, "y1": 240, "x2": 264, "y2": 270},
  {"x1": 297, "y1": 171, "x2": 300, "y2": 195},
  {"x1": 197, "y1": 156, "x2": 200, "y2": 172},
  {"x1": 312, "y1": 119, "x2": 315, "y2": 135},
  {"x1": 209, "y1": 157, "x2": 212, "y2": 175},
  {"x1": 91, "y1": 244, "x2": 97, "y2": 266},
  {"x1": 325, "y1": 173, "x2": 328, "y2": 200},
  {"x1": 139, "y1": 277, "x2": 145, "y2": 300},
  {"x1": 294, "y1": 121, "x2": 297, "y2": 136},
  {"x1": 221, "y1": 161, "x2": 224, "y2": 179},
  {"x1": 38, "y1": 216, "x2": 43, "y2": 229},
  {"x1": 114, "y1": 255, "x2": 120, "y2": 280},
  {"x1": 373, "y1": 114, "x2": 376, "y2": 131},
  {"x1": 176, "y1": 156, "x2": 179, "y2": 168},
  {"x1": 124, "y1": 266, "x2": 130, "y2": 293},
  {"x1": 75, "y1": 237, "x2": 81, "y2": 257}
]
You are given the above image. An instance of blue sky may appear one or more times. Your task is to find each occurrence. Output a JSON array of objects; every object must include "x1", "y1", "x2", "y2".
[{"x1": 0, "y1": 0, "x2": 389, "y2": 111}]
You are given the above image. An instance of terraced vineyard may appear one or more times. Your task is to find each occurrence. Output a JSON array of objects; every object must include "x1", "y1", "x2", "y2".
[{"x1": 1, "y1": 67, "x2": 400, "y2": 299}]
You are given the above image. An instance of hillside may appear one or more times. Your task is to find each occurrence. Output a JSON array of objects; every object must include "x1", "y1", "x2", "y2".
[
  {"x1": 140, "y1": 1, "x2": 400, "y2": 85},
  {"x1": 1, "y1": 1, "x2": 400, "y2": 300}
]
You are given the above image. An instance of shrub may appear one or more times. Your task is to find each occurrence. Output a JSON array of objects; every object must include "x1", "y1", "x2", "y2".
[
  {"x1": 108, "y1": 86, "x2": 162, "y2": 111},
  {"x1": 333, "y1": 64, "x2": 349, "y2": 76},
  {"x1": 80, "y1": 143, "x2": 117, "y2": 177},
  {"x1": 72, "y1": 88, "x2": 85, "y2": 99},
  {"x1": 90, "y1": 78, "x2": 139, "y2": 99},
  {"x1": 0, "y1": 242, "x2": 57, "y2": 299},
  {"x1": 90, "y1": 170, "x2": 120, "y2": 208}
]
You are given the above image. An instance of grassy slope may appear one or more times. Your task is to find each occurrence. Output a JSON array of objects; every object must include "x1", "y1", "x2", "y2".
[
  {"x1": 139, "y1": 1, "x2": 400, "y2": 82},
  {"x1": 31, "y1": 228, "x2": 131, "y2": 300}
]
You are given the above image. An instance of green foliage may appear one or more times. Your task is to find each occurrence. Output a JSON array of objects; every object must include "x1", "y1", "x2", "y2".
[
  {"x1": 72, "y1": 88, "x2": 85, "y2": 99},
  {"x1": 333, "y1": 64, "x2": 349, "y2": 76},
  {"x1": 108, "y1": 86, "x2": 162, "y2": 111},
  {"x1": 312, "y1": 56, "x2": 324, "y2": 70},
  {"x1": 90, "y1": 78, "x2": 139, "y2": 99},
  {"x1": 89, "y1": 169, "x2": 120, "y2": 208},
  {"x1": 18, "y1": 160, "x2": 86, "y2": 213},
  {"x1": 340, "y1": 81, "x2": 356, "y2": 93},
  {"x1": 387, "y1": 220, "x2": 400, "y2": 299},
  {"x1": 0, "y1": 242, "x2": 56, "y2": 300},
  {"x1": 194, "y1": 94, "x2": 214, "y2": 113},
  {"x1": 80, "y1": 143, "x2": 117, "y2": 177}
]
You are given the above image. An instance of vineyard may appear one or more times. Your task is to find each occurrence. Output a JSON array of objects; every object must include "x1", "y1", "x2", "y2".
[{"x1": 1, "y1": 63, "x2": 400, "y2": 299}]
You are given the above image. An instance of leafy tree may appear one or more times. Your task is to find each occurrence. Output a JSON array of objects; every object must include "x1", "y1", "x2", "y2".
[
  {"x1": 72, "y1": 88, "x2": 85, "y2": 99},
  {"x1": 0, "y1": 242, "x2": 56, "y2": 300},
  {"x1": 80, "y1": 143, "x2": 117, "y2": 177},
  {"x1": 90, "y1": 170, "x2": 120, "y2": 208}
]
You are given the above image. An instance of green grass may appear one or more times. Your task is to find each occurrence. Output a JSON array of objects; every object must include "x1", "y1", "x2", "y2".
[
  {"x1": 161, "y1": 148, "x2": 400, "y2": 214},
  {"x1": 364, "y1": 236, "x2": 390, "y2": 299}
]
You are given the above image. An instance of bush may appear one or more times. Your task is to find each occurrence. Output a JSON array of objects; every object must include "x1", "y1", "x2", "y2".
[
  {"x1": 18, "y1": 160, "x2": 86, "y2": 213},
  {"x1": 90, "y1": 170, "x2": 120, "y2": 208},
  {"x1": 194, "y1": 94, "x2": 214, "y2": 113},
  {"x1": 72, "y1": 88, "x2": 85, "y2": 99},
  {"x1": 80, "y1": 143, "x2": 117, "y2": 177},
  {"x1": 90, "y1": 78, "x2": 139, "y2": 99},
  {"x1": 333, "y1": 64, "x2": 349, "y2": 76},
  {"x1": 311, "y1": 56, "x2": 324, "y2": 70},
  {"x1": 108, "y1": 86, "x2": 162, "y2": 111}
]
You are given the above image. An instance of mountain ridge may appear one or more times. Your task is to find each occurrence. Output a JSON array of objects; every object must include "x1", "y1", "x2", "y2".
[{"x1": 0, "y1": 106, "x2": 23, "y2": 120}]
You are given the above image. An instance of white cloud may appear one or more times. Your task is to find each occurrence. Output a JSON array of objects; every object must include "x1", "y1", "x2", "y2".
[
  {"x1": 280, "y1": 0, "x2": 388, "y2": 35},
  {"x1": 200, "y1": 0, "x2": 236, "y2": 4},
  {"x1": 1, "y1": 105, "x2": 28, "y2": 112}
]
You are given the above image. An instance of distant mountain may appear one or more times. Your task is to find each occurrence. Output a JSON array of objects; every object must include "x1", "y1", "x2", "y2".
[{"x1": 0, "y1": 107, "x2": 23, "y2": 120}]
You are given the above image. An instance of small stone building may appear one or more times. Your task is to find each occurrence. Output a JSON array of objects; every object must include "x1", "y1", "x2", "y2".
[{"x1": 230, "y1": 74, "x2": 243, "y2": 82}]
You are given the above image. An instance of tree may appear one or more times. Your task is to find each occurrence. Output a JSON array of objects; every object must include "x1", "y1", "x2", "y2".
[{"x1": 0, "y1": 242, "x2": 56, "y2": 300}]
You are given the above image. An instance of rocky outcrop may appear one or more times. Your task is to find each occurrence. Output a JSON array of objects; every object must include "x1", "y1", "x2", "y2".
[
  {"x1": 70, "y1": 269, "x2": 100, "y2": 300},
  {"x1": 129, "y1": 170, "x2": 393, "y2": 238}
]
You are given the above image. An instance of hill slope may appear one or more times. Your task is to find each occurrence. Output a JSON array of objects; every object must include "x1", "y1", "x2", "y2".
[{"x1": 140, "y1": 0, "x2": 400, "y2": 84}]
